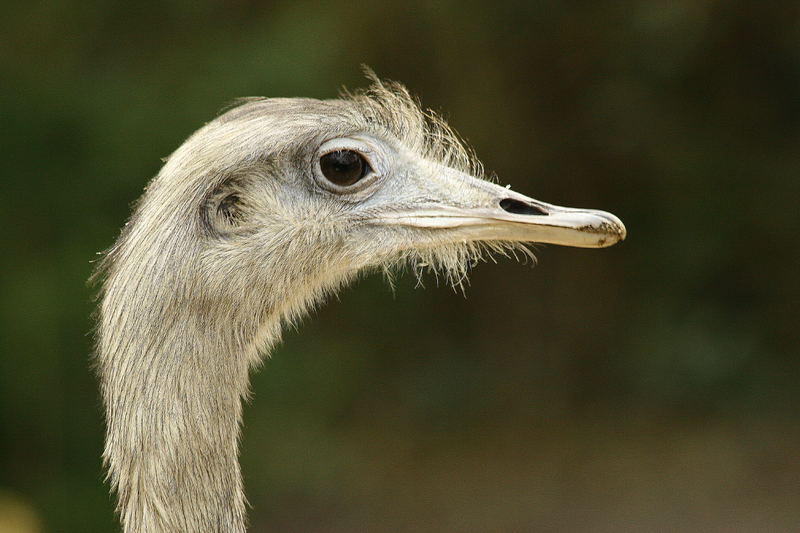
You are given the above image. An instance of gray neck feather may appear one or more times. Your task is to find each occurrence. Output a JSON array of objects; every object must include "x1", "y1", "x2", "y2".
[
  {"x1": 99, "y1": 264, "x2": 262, "y2": 532},
  {"x1": 95, "y1": 166, "x2": 293, "y2": 532}
]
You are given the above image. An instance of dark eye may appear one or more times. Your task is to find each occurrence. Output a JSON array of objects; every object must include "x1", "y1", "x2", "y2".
[{"x1": 319, "y1": 150, "x2": 371, "y2": 187}]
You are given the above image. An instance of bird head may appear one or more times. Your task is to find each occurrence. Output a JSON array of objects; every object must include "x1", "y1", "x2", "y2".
[{"x1": 99, "y1": 76, "x2": 625, "y2": 332}]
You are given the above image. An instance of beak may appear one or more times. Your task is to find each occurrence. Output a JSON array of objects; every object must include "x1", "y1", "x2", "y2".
[{"x1": 375, "y1": 168, "x2": 626, "y2": 249}]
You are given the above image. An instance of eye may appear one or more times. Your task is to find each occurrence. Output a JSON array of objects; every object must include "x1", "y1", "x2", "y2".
[{"x1": 319, "y1": 150, "x2": 372, "y2": 187}]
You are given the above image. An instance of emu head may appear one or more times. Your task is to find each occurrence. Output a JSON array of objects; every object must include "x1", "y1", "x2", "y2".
[
  {"x1": 99, "y1": 78, "x2": 625, "y2": 358},
  {"x1": 94, "y1": 76, "x2": 626, "y2": 533}
]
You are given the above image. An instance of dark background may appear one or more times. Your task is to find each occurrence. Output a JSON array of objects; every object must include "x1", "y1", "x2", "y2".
[{"x1": 1, "y1": 1, "x2": 799, "y2": 531}]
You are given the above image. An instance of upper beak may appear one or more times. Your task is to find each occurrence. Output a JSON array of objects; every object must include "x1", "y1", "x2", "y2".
[{"x1": 375, "y1": 169, "x2": 626, "y2": 249}]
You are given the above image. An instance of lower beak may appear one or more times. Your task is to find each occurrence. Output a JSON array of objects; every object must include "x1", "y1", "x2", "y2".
[{"x1": 375, "y1": 173, "x2": 626, "y2": 249}]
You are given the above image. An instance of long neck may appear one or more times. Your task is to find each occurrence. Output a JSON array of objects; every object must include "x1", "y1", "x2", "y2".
[
  {"x1": 96, "y1": 173, "x2": 352, "y2": 531},
  {"x1": 98, "y1": 273, "x2": 278, "y2": 533}
]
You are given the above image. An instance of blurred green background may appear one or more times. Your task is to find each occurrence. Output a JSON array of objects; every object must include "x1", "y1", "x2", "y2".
[{"x1": 1, "y1": 1, "x2": 799, "y2": 531}]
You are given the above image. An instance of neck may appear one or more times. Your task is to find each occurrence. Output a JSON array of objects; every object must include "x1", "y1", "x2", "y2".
[
  {"x1": 96, "y1": 196, "x2": 353, "y2": 532},
  {"x1": 98, "y1": 279, "x2": 278, "y2": 533}
]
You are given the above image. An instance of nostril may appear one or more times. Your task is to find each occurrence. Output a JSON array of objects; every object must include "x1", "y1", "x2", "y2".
[{"x1": 499, "y1": 198, "x2": 548, "y2": 216}]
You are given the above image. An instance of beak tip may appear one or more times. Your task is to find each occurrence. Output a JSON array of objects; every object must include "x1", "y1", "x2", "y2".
[
  {"x1": 577, "y1": 212, "x2": 626, "y2": 248},
  {"x1": 601, "y1": 215, "x2": 627, "y2": 247}
]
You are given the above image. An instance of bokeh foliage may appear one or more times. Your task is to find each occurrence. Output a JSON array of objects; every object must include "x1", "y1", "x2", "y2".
[{"x1": 1, "y1": 1, "x2": 798, "y2": 531}]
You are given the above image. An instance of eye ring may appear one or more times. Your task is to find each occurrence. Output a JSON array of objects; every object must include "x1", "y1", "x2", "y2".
[
  {"x1": 312, "y1": 137, "x2": 384, "y2": 197},
  {"x1": 319, "y1": 149, "x2": 372, "y2": 187}
]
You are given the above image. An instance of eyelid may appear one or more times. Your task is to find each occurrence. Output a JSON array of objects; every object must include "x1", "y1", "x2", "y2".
[
  {"x1": 319, "y1": 139, "x2": 379, "y2": 170},
  {"x1": 320, "y1": 146, "x2": 372, "y2": 163}
]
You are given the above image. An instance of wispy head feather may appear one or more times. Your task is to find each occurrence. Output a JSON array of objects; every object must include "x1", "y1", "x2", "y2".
[{"x1": 342, "y1": 68, "x2": 484, "y2": 178}]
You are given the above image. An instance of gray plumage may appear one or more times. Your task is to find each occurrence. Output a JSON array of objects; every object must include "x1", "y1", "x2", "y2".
[{"x1": 93, "y1": 75, "x2": 625, "y2": 533}]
